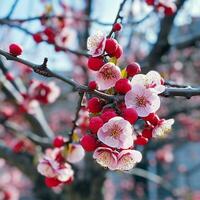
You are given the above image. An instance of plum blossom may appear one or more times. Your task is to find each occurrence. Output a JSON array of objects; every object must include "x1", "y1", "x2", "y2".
[
  {"x1": 130, "y1": 71, "x2": 165, "y2": 94},
  {"x1": 29, "y1": 81, "x2": 60, "y2": 104},
  {"x1": 37, "y1": 149, "x2": 74, "y2": 184},
  {"x1": 96, "y1": 63, "x2": 121, "y2": 90},
  {"x1": 97, "y1": 117, "x2": 136, "y2": 149},
  {"x1": 66, "y1": 144, "x2": 85, "y2": 163},
  {"x1": 125, "y1": 84, "x2": 160, "y2": 117},
  {"x1": 153, "y1": 119, "x2": 174, "y2": 138},
  {"x1": 93, "y1": 147, "x2": 118, "y2": 170},
  {"x1": 87, "y1": 31, "x2": 106, "y2": 57},
  {"x1": 117, "y1": 150, "x2": 142, "y2": 171},
  {"x1": 37, "y1": 149, "x2": 61, "y2": 178}
]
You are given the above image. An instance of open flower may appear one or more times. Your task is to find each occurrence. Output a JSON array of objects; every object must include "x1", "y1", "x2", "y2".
[
  {"x1": 29, "y1": 81, "x2": 60, "y2": 104},
  {"x1": 130, "y1": 71, "x2": 165, "y2": 94},
  {"x1": 117, "y1": 150, "x2": 142, "y2": 171},
  {"x1": 66, "y1": 144, "x2": 85, "y2": 163},
  {"x1": 87, "y1": 31, "x2": 106, "y2": 57},
  {"x1": 56, "y1": 163, "x2": 74, "y2": 182},
  {"x1": 93, "y1": 147, "x2": 118, "y2": 170},
  {"x1": 97, "y1": 117, "x2": 136, "y2": 149},
  {"x1": 125, "y1": 84, "x2": 160, "y2": 117},
  {"x1": 96, "y1": 63, "x2": 121, "y2": 90},
  {"x1": 37, "y1": 148, "x2": 74, "y2": 184},
  {"x1": 37, "y1": 149, "x2": 60, "y2": 178},
  {"x1": 153, "y1": 119, "x2": 174, "y2": 138}
]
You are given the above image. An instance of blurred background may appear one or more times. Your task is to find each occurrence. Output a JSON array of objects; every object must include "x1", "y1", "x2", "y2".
[{"x1": 0, "y1": 0, "x2": 200, "y2": 200}]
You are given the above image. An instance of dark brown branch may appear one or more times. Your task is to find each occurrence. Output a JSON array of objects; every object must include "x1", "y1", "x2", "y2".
[
  {"x1": 161, "y1": 86, "x2": 200, "y2": 99},
  {"x1": 1, "y1": 48, "x2": 200, "y2": 101},
  {"x1": 164, "y1": 80, "x2": 188, "y2": 88},
  {"x1": 0, "y1": 49, "x2": 115, "y2": 101},
  {"x1": 107, "y1": 0, "x2": 128, "y2": 38}
]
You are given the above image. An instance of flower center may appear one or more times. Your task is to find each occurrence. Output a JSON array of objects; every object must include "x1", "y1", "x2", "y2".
[
  {"x1": 135, "y1": 96, "x2": 149, "y2": 107},
  {"x1": 110, "y1": 125, "x2": 122, "y2": 138},
  {"x1": 98, "y1": 152, "x2": 111, "y2": 166},
  {"x1": 100, "y1": 67, "x2": 117, "y2": 80}
]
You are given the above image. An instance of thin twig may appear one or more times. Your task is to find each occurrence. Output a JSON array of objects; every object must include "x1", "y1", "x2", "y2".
[
  {"x1": 67, "y1": 92, "x2": 85, "y2": 144},
  {"x1": 6, "y1": 0, "x2": 20, "y2": 19},
  {"x1": 0, "y1": 19, "x2": 89, "y2": 57},
  {"x1": 107, "y1": 0, "x2": 128, "y2": 38}
]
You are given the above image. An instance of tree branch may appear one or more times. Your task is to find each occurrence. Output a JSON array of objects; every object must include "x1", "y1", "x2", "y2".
[
  {"x1": 5, "y1": 0, "x2": 20, "y2": 19},
  {"x1": 1, "y1": 48, "x2": 200, "y2": 101},
  {"x1": 143, "y1": 0, "x2": 187, "y2": 72},
  {"x1": 0, "y1": 49, "x2": 115, "y2": 101},
  {"x1": 107, "y1": 0, "x2": 128, "y2": 38},
  {"x1": 0, "y1": 19, "x2": 89, "y2": 57}
]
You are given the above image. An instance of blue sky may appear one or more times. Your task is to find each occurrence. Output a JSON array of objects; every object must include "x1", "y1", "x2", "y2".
[{"x1": 0, "y1": 0, "x2": 200, "y2": 71}]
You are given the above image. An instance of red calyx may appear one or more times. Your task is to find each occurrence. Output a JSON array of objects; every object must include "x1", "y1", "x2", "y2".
[
  {"x1": 145, "y1": 0, "x2": 155, "y2": 5},
  {"x1": 113, "y1": 45, "x2": 123, "y2": 59},
  {"x1": 33, "y1": 33, "x2": 43, "y2": 43},
  {"x1": 142, "y1": 113, "x2": 159, "y2": 126},
  {"x1": 101, "y1": 110, "x2": 117, "y2": 123},
  {"x1": 113, "y1": 23, "x2": 122, "y2": 32},
  {"x1": 105, "y1": 38, "x2": 118, "y2": 55},
  {"x1": 134, "y1": 135, "x2": 148, "y2": 146},
  {"x1": 80, "y1": 135, "x2": 98, "y2": 152},
  {"x1": 53, "y1": 136, "x2": 65, "y2": 147},
  {"x1": 142, "y1": 126, "x2": 153, "y2": 139},
  {"x1": 45, "y1": 177, "x2": 61, "y2": 187},
  {"x1": 88, "y1": 97, "x2": 102, "y2": 113},
  {"x1": 88, "y1": 81, "x2": 98, "y2": 90},
  {"x1": 122, "y1": 108, "x2": 138, "y2": 124},
  {"x1": 89, "y1": 116, "x2": 104, "y2": 134},
  {"x1": 126, "y1": 62, "x2": 141, "y2": 77},
  {"x1": 9, "y1": 43, "x2": 23, "y2": 56},
  {"x1": 5, "y1": 72, "x2": 14, "y2": 81},
  {"x1": 115, "y1": 78, "x2": 132, "y2": 94},
  {"x1": 87, "y1": 57, "x2": 104, "y2": 71}
]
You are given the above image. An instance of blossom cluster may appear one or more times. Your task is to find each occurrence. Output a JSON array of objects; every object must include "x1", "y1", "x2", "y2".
[
  {"x1": 79, "y1": 28, "x2": 174, "y2": 171},
  {"x1": 36, "y1": 24, "x2": 175, "y2": 188},
  {"x1": 18, "y1": 80, "x2": 60, "y2": 113},
  {"x1": 145, "y1": 0, "x2": 177, "y2": 16},
  {"x1": 37, "y1": 143, "x2": 85, "y2": 187}
]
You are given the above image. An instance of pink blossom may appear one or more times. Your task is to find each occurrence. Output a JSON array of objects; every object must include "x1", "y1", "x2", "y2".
[
  {"x1": 56, "y1": 163, "x2": 74, "y2": 182},
  {"x1": 37, "y1": 149, "x2": 74, "y2": 183},
  {"x1": 130, "y1": 71, "x2": 165, "y2": 94},
  {"x1": 93, "y1": 147, "x2": 118, "y2": 170},
  {"x1": 117, "y1": 150, "x2": 142, "y2": 171},
  {"x1": 153, "y1": 119, "x2": 174, "y2": 138},
  {"x1": 87, "y1": 31, "x2": 106, "y2": 57},
  {"x1": 66, "y1": 144, "x2": 85, "y2": 163},
  {"x1": 97, "y1": 117, "x2": 136, "y2": 149},
  {"x1": 96, "y1": 63, "x2": 121, "y2": 90},
  {"x1": 29, "y1": 81, "x2": 60, "y2": 104},
  {"x1": 37, "y1": 149, "x2": 59, "y2": 178},
  {"x1": 125, "y1": 84, "x2": 160, "y2": 117}
]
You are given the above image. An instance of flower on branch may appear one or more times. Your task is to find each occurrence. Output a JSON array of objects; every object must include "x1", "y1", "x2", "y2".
[
  {"x1": 97, "y1": 116, "x2": 136, "y2": 149},
  {"x1": 125, "y1": 84, "x2": 160, "y2": 117},
  {"x1": 87, "y1": 30, "x2": 106, "y2": 57},
  {"x1": 96, "y1": 63, "x2": 121, "y2": 90}
]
